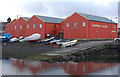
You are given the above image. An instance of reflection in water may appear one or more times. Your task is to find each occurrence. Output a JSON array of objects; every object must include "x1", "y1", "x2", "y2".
[
  {"x1": 62, "y1": 62, "x2": 117, "y2": 75},
  {"x1": 2, "y1": 58, "x2": 118, "y2": 75}
]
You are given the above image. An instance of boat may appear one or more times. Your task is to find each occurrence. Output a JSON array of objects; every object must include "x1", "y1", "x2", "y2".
[
  {"x1": 50, "y1": 39, "x2": 62, "y2": 44},
  {"x1": 9, "y1": 36, "x2": 24, "y2": 43},
  {"x1": 56, "y1": 40, "x2": 70, "y2": 45},
  {"x1": 61, "y1": 39, "x2": 78, "y2": 47},
  {"x1": 9, "y1": 38, "x2": 19, "y2": 42},
  {"x1": 39, "y1": 37, "x2": 54, "y2": 44},
  {"x1": 0, "y1": 33, "x2": 11, "y2": 42},
  {"x1": 0, "y1": 36, "x2": 7, "y2": 42},
  {"x1": 19, "y1": 33, "x2": 41, "y2": 42},
  {"x1": 2, "y1": 33, "x2": 11, "y2": 39}
]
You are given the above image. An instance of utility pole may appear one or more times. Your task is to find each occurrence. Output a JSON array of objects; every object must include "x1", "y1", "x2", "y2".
[
  {"x1": 17, "y1": 15, "x2": 18, "y2": 38},
  {"x1": 17, "y1": 15, "x2": 21, "y2": 38}
]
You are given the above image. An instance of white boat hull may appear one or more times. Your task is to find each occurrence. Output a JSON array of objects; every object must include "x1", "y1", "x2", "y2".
[
  {"x1": 19, "y1": 33, "x2": 41, "y2": 42},
  {"x1": 61, "y1": 39, "x2": 78, "y2": 47},
  {"x1": 50, "y1": 39, "x2": 62, "y2": 44}
]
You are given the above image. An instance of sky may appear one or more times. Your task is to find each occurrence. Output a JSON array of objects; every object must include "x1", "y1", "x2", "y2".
[{"x1": 0, "y1": 0, "x2": 119, "y2": 27}]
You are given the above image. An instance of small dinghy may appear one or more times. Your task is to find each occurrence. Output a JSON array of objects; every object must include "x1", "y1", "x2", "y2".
[
  {"x1": 50, "y1": 39, "x2": 62, "y2": 44},
  {"x1": 10, "y1": 36, "x2": 24, "y2": 43},
  {"x1": 56, "y1": 40, "x2": 70, "y2": 45},
  {"x1": 61, "y1": 39, "x2": 78, "y2": 47},
  {"x1": 39, "y1": 37, "x2": 54, "y2": 44},
  {"x1": 0, "y1": 36, "x2": 7, "y2": 42}
]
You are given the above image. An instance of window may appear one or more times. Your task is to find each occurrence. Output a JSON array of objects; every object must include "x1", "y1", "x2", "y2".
[
  {"x1": 74, "y1": 22, "x2": 77, "y2": 26},
  {"x1": 83, "y1": 65, "x2": 86, "y2": 72},
  {"x1": 114, "y1": 25, "x2": 116, "y2": 29},
  {"x1": 66, "y1": 64, "x2": 69, "y2": 70},
  {"x1": 40, "y1": 24, "x2": 42, "y2": 28},
  {"x1": 7, "y1": 27, "x2": 9, "y2": 30},
  {"x1": 27, "y1": 25, "x2": 29, "y2": 28},
  {"x1": 14, "y1": 26, "x2": 16, "y2": 29},
  {"x1": 33, "y1": 24, "x2": 35, "y2": 28},
  {"x1": 66, "y1": 23, "x2": 69, "y2": 27},
  {"x1": 74, "y1": 65, "x2": 77, "y2": 71},
  {"x1": 83, "y1": 22, "x2": 86, "y2": 26},
  {"x1": 62, "y1": 25, "x2": 64, "y2": 29},
  {"x1": 20, "y1": 25, "x2": 22, "y2": 29}
]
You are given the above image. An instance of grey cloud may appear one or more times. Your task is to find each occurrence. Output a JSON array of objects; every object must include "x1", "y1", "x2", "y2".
[
  {"x1": 19, "y1": 2, "x2": 50, "y2": 15},
  {"x1": 18, "y1": 2, "x2": 118, "y2": 18},
  {"x1": 44, "y1": 2, "x2": 118, "y2": 18}
]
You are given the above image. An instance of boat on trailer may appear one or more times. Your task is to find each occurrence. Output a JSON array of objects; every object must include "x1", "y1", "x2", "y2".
[{"x1": 61, "y1": 39, "x2": 78, "y2": 47}]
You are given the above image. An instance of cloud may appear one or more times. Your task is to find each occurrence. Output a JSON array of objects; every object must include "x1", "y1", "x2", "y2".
[
  {"x1": 42, "y1": 2, "x2": 118, "y2": 18},
  {"x1": 19, "y1": 2, "x2": 50, "y2": 15},
  {"x1": 0, "y1": 0, "x2": 119, "y2": 23}
]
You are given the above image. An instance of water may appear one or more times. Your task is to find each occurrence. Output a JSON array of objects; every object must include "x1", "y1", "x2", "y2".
[{"x1": 1, "y1": 58, "x2": 119, "y2": 76}]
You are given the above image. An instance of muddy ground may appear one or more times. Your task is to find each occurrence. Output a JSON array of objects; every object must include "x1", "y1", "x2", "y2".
[{"x1": 2, "y1": 40, "x2": 88, "y2": 59}]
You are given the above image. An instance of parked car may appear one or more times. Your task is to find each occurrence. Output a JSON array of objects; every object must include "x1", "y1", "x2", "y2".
[{"x1": 114, "y1": 38, "x2": 120, "y2": 41}]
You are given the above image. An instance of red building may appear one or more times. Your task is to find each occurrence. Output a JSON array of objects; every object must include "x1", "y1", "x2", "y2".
[
  {"x1": 5, "y1": 17, "x2": 30, "y2": 38},
  {"x1": 24, "y1": 15, "x2": 63, "y2": 38},
  {"x1": 5, "y1": 19, "x2": 17, "y2": 36},
  {"x1": 61, "y1": 12, "x2": 118, "y2": 39},
  {"x1": 5, "y1": 12, "x2": 117, "y2": 39}
]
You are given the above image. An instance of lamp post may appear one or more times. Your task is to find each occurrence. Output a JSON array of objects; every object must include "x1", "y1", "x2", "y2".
[{"x1": 17, "y1": 15, "x2": 21, "y2": 38}]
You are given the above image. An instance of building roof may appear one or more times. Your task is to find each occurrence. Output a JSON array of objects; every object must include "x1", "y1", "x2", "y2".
[
  {"x1": 22, "y1": 17, "x2": 30, "y2": 21},
  {"x1": 35, "y1": 15, "x2": 64, "y2": 23},
  {"x1": 78, "y1": 12, "x2": 117, "y2": 24}
]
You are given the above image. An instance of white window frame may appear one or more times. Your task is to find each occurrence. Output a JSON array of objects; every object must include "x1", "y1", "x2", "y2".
[
  {"x1": 74, "y1": 22, "x2": 77, "y2": 26},
  {"x1": 33, "y1": 24, "x2": 35, "y2": 28},
  {"x1": 14, "y1": 26, "x2": 16, "y2": 29},
  {"x1": 66, "y1": 23, "x2": 69, "y2": 27},
  {"x1": 40, "y1": 24, "x2": 42, "y2": 28},
  {"x1": 20, "y1": 25, "x2": 22, "y2": 29},
  {"x1": 114, "y1": 25, "x2": 116, "y2": 29},
  {"x1": 83, "y1": 22, "x2": 86, "y2": 26},
  {"x1": 27, "y1": 25, "x2": 29, "y2": 28}
]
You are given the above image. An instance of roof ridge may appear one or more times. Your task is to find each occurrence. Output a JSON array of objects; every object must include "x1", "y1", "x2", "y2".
[
  {"x1": 35, "y1": 15, "x2": 64, "y2": 19},
  {"x1": 78, "y1": 12, "x2": 108, "y2": 19},
  {"x1": 22, "y1": 17, "x2": 30, "y2": 21},
  {"x1": 78, "y1": 12, "x2": 116, "y2": 23}
]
